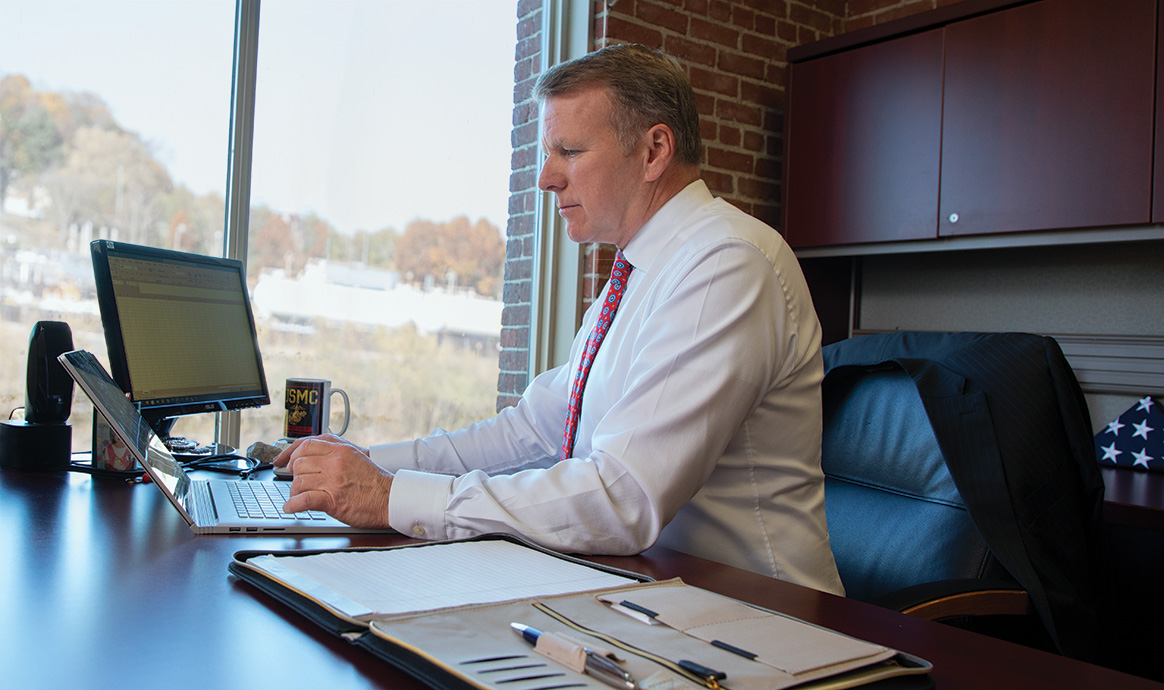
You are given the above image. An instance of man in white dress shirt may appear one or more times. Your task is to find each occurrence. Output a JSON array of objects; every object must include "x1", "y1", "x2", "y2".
[{"x1": 277, "y1": 43, "x2": 843, "y2": 595}]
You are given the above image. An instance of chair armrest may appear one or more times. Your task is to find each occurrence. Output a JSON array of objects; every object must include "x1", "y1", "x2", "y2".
[{"x1": 874, "y1": 578, "x2": 1032, "y2": 621}]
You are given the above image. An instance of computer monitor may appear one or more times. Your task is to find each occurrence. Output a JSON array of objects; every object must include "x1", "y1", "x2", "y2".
[{"x1": 90, "y1": 240, "x2": 270, "y2": 438}]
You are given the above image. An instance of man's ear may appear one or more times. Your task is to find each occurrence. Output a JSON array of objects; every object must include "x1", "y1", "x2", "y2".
[{"x1": 642, "y1": 124, "x2": 676, "y2": 182}]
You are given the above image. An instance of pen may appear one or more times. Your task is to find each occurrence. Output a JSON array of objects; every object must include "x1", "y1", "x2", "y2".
[{"x1": 511, "y1": 622, "x2": 639, "y2": 690}]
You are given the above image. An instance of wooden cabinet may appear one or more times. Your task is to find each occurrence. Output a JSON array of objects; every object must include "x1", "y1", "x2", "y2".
[
  {"x1": 940, "y1": 0, "x2": 1155, "y2": 236},
  {"x1": 1155, "y1": 1, "x2": 1164, "y2": 222},
  {"x1": 784, "y1": 0, "x2": 1158, "y2": 248},
  {"x1": 783, "y1": 29, "x2": 943, "y2": 247}
]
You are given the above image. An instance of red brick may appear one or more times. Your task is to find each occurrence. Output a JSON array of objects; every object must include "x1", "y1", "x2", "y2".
[
  {"x1": 804, "y1": 0, "x2": 846, "y2": 16},
  {"x1": 740, "y1": 79, "x2": 779, "y2": 107},
  {"x1": 505, "y1": 257, "x2": 533, "y2": 281},
  {"x1": 700, "y1": 118, "x2": 718, "y2": 142},
  {"x1": 606, "y1": 15, "x2": 664, "y2": 46},
  {"x1": 741, "y1": 32, "x2": 779, "y2": 59},
  {"x1": 702, "y1": 169, "x2": 735, "y2": 196},
  {"x1": 501, "y1": 304, "x2": 530, "y2": 326},
  {"x1": 709, "y1": 0, "x2": 732, "y2": 22},
  {"x1": 789, "y1": 3, "x2": 835, "y2": 33},
  {"x1": 500, "y1": 326, "x2": 528, "y2": 348},
  {"x1": 516, "y1": 14, "x2": 539, "y2": 40},
  {"x1": 775, "y1": 19, "x2": 798, "y2": 42},
  {"x1": 690, "y1": 17, "x2": 740, "y2": 48},
  {"x1": 743, "y1": 129, "x2": 764, "y2": 152},
  {"x1": 635, "y1": 0, "x2": 691, "y2": 33},
  {"x1": 516, "y1": 0, "x2": 541, "y2": 17},
  {"x1": 509, "y1": 168, "x2": 537, "y2": 193},
  {"x1": 690, "y1": 66, "x2": 739, "y2": 97},
  {"x1": 499, "y1": 348, "x2": 527, "y2": 371},
  {"x1": 731, "y1": 6, "x2": 755, "y2": 31},
  {"x1": 754, "y1": 13, "x2": 776, "y2": 35},
  {"x1": 719, "y1": 124, "x2": 741, "y2": 146},
  {"x1": 663, "y1": 35, "x2": 718, "y2": 66},
  {"x1": 707, "y1": 146, "x2": 754, "y2": 173},
  {"x1": 511, "y1": 145, "x2": 539, "y2": 170},
  {"x1": 507, "y1": 213, "x2": 534, "y2": 237},
  {"x1": 516, "y1": 34, "x2": 540, "y2": 60},
  {"x1": 737, "y1": 175, "x2": 779, "y2": 199},
  {"x1": 718, "y1": 51, "x2": 766, "y2": 80},
  {"x1": 716, "y1": 98, "x2": 763, "y2": 127},
  {"x1": 685, "y1": 0, "x2": 710, "y2": 15},
  {"x1": 694, "y1": 91, "x2": 716, "y2": 116},
  {"x1": 754, "y1": 156, "x2": 782, "y2": 179},
  {"x1": 511, "y1": 120, "x2": 539, "y2": 147},
  {"x1": 763, "y1": 60, "x2": 787, "y2": 86},
  {"x1": 763, "y1": 108, "x2": 783, "y2": 133}
]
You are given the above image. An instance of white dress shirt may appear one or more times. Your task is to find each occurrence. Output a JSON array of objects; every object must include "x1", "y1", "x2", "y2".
[{"x1": 372, "y1": 180, "x2": 844, "y2": 595}]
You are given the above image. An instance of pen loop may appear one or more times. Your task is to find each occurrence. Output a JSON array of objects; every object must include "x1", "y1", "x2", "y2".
[{"x1": 532, "y1": 602, "x2": 724, "y2": 690}]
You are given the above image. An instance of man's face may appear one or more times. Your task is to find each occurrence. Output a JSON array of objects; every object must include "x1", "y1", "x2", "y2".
[{"x1": 538, "y1": 87, "x2": 644, "y2": 248}]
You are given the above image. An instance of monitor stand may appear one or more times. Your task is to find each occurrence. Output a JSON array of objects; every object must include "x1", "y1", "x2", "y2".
[{"x1": 149, "y1": 417, "x2": 234, "y2": 459}]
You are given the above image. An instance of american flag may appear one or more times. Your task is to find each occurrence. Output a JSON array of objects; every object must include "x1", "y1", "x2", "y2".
[{"x1": 1096, "y1": 396, "x2": 1164, "y2": 472}]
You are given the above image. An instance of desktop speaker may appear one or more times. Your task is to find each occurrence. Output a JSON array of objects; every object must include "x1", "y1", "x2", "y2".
[
  {"x1": 0, "y1": 321, "x2": 74, "y2": 472},
  {"x1": 25, "y1": 320, "x2": 74, "y2": 424}
]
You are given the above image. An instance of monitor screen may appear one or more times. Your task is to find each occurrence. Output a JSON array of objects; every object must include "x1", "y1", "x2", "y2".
[{"x1": 90, "y1": 240, "x2": 270, "y2": 435}]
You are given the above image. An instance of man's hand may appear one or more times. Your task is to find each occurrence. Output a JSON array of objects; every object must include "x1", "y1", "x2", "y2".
[{"x1": 274, "y1": 434, "x2": 393, "y2": 528}]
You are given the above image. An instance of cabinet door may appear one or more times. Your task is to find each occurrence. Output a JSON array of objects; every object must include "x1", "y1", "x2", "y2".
[
  {"x1": 939, "y1": 0, "x2": 1155, "y2": 237},
  {"x1": 1154, "y1": 2, "x2": 1164, "y2": 222},
  {"x1": 783, "y1": 30, "x2": 943, "y2": 247}
]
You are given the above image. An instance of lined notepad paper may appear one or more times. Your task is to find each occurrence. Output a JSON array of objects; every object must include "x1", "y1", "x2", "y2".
[{"x1": 246, "y1": 540, "x2": 638, "y2": 621}]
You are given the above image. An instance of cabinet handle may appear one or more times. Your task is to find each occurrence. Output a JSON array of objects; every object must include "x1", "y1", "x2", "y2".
[{"x1": 948, "y1": 213, "x2": 959, "y2": 223}]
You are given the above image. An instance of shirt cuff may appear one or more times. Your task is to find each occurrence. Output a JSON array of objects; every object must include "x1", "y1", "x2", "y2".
[{"x1": 388, "y1": 469, "x2": 453, "y2": 541}]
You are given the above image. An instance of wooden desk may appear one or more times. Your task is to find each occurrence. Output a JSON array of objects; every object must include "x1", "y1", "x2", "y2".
[
  {"x1": 1097, "y1": 467, "x2": 1164, "y2": 681},
  {"x1": 1102, "y1": 466, "x2": 1164, "y2": 531},
  {"x1": 1, "y1": 468, "x2": 1159, "y2": 690}
]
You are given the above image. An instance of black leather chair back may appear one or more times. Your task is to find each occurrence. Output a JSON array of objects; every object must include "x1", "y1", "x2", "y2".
[{"x1": 819, "y1": 331, "x2": 1104, "y2": 660}]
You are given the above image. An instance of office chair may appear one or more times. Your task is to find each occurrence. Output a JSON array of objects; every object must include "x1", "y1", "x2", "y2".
[{"x1": 819, "y1": 331, "x2": 1104, "y2": 661}]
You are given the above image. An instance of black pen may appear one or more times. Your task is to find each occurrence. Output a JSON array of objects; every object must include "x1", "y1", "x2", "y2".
[{"x1": 511, "y1": 622, "x2": 639, "y2": 690}]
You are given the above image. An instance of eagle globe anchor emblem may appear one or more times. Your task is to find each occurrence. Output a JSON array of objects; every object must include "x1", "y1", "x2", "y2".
[{"x1": 287, "y1": 404, "x2": 307, "y2": 425}]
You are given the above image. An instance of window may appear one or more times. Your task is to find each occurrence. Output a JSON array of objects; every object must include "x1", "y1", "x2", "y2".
[
  {"x1": 1, "y1": 0, "x2": 515, "y2": 453},
  {"x1": 0, "y1": 0, "x2": 235, "y2": 449},
  {"x1": 240, "y1": 1, "x2": 515, "y2": 448}
]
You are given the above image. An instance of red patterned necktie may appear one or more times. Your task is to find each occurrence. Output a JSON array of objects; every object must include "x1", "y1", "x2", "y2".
[{"x1": 560, "y1": 251, "x2": 634, "y2": 461}]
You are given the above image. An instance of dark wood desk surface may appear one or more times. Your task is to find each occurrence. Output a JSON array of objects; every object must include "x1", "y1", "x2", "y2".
[
  {"x1": 1101, "y1": 466, "x2": 1164, "y2": 531},
  {"x1": 1, "y1": 468, "x2": 1159, "y2": 690}
]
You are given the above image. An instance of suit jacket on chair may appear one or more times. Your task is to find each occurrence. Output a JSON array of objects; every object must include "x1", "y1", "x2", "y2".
[{"x1": 822, "y1": 331, "x2": 1104, "y2": 661}]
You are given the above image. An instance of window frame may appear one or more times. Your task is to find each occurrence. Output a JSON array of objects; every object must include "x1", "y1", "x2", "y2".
[{"x1": 528, "y1": 0, "x2": 590, "y2": 379}]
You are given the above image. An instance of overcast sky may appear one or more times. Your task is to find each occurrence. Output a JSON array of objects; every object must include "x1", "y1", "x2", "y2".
[{"x1": 0, "y1": 0, "x2": 516, "y2": 235}]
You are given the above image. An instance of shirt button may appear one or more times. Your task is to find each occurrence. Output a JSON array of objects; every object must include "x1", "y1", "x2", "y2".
[{"x1": 412, "y1": 525, "x2": 426, "y2": 537}]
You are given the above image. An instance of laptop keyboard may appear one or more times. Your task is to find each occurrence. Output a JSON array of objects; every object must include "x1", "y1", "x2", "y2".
[{"x1": 227, "y1": 482, "x2": 329, "y2": 521}]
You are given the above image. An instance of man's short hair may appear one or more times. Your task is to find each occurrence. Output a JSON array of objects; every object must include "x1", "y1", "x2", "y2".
[{"x1": 533, "y1": 43, "x2": 703, "y2": 167}]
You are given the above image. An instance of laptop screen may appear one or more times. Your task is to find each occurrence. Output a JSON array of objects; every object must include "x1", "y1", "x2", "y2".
[{"x1": 58, "y1": 350, "x2": 193, "y2": 506}]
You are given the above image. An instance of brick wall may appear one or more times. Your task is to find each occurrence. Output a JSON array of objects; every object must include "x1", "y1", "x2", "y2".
[
  {"x1": 846, "y1": 0, "x2": 963, "y2": 31},
  {"x1": 497, "y1": 0, "x2": 936, "y2": 411},
  {"x1": 496, "y1": 0, "x2": 543, "y2": 410}
]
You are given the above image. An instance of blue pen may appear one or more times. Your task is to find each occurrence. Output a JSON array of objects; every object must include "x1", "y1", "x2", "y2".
[{"x1": 510, "y1": 622, "x2": 639, "y2": 690}]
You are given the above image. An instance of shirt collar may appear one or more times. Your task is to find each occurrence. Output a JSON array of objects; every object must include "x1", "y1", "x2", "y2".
[{"x1": 621, "y1": 179, "x2": 714, "y2": 274}]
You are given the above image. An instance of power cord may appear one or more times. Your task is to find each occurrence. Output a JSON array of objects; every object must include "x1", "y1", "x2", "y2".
[
  {"x1": 67, "y1": 452, "x2": 269, "y2": 481},
  {"x1": 179, "y1": 454, "x2": 270, "y2": 479}
]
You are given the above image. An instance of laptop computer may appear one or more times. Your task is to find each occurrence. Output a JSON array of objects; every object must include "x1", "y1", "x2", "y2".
[{"x1": 59, "y1": 349, "x2": 393, "y2": 535}]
